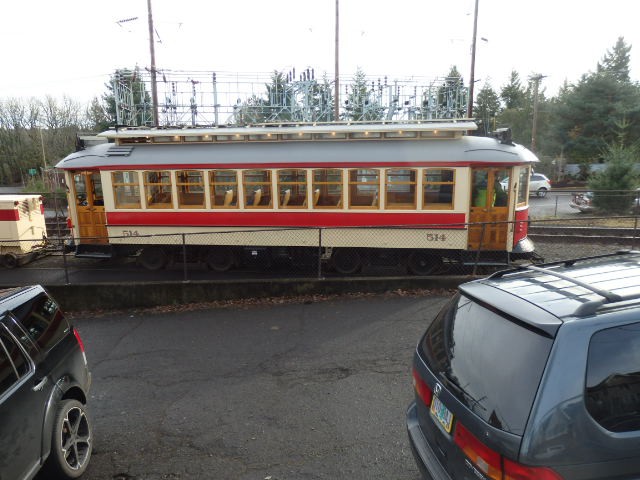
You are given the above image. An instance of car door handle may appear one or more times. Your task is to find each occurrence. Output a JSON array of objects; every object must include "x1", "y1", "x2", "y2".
[{"x1": 33, "y1": 377, "x2": 48, "y2": 391}]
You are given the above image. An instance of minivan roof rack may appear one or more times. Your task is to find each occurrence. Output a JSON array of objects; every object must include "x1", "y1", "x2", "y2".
[{"x1": 489, "y1": 251, "x2": 640, "y2": 316}]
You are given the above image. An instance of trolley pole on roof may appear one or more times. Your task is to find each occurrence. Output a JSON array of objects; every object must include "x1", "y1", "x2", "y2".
[
  {"x1": 467, "y1": 0, "x2": 479, "y2": 119},
  {"x1": 334, "y1": 0, "x2": 340, "y2": 122},
  {"x1": 147, "y1": 0, "x2": 159, "y2": 127}
]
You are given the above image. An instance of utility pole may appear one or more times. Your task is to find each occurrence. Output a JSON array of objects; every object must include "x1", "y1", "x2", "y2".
[
  {"x1": 467, "y1": 0, "x2": 479, "y2": 118},
  {"x1": 147, "y1": 0, "x2": 159, "y2": 126},
  {"x1": 530, "y1": 74, "x2": 546, "y2": 153},
  {"x1": 334, "y1": 0, "x2": 340, "y2": 122}
]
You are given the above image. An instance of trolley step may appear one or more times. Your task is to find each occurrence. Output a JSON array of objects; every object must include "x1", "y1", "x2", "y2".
[{"x1": 75, "y1": 244, "x2": 114, "y2": 258}]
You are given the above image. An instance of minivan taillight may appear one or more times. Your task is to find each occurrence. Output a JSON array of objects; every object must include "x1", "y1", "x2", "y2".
[
  {"x1": 412, "y1": 368, "x2": 433, "y2": 407},
  {"x1": 454, "y1": 422, "x2": 563, "y2": 480},
  {"x1": 73, "y1": 328, "x2": 85, "y2": 352}
]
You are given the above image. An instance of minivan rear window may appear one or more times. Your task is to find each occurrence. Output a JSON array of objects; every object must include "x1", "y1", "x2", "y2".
[{"x1": 420, "y1": 293, "x2": 553, "y2": 435}]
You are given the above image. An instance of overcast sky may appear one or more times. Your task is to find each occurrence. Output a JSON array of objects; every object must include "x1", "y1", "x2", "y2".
[{"x1": 2, "y1": 0, "x2": 640, "y2": 103}]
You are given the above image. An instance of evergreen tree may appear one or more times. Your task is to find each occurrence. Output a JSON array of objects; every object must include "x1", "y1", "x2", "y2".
[
  {"x1": 500, "y1": 71, "x2": 526, "y2": 109},
  {"x1": 437, "y1": 66, "x2": 466, "y2": 118},
  {"x1": 588, "y1": 123, "x2": 639, "y2": 213},
  {"x1": 86, "y1": 97, "x2": 111, "y2": 132},
  {"x1": 344, "y1": 68, "x2": 384, "y2": 121},
  {"x1": 597, "y1": 36, "x2": 631, "y2": 82},
  {"x1": 103, "y1": 67, "x2": 151, "y2": 126},
  {"x1": 474, "y1": 82, "x2": 501, "y2": 135},
  {"x1": 263, "y1": 71, "x2": 295, "y2": 122}
]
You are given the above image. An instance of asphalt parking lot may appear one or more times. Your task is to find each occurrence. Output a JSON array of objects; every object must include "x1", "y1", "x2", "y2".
[{"x1": 66, "y1": 291, "x2": 450, "y2": 480}]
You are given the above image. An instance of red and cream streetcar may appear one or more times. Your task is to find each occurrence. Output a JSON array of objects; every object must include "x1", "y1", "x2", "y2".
[{"x1": 55, "y1": 121, "x2": 538, "y2": 274}]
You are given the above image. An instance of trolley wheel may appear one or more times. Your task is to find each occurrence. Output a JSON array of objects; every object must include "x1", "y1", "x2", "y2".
[
  {"x1": 205, "y1": 248, "x2": 235, "y2": 272},
  {"x1": 407, "y1": 251, "x2": 441, "y2": 276},
  {"x1": 2, "y1": 253, "x2": 18, "y2": 269},
  {"x1": 331, "y1": 248, "x2": 362, "y2": 275},
  {"x1": 138, "y1": 247, "x2": 168, "y2": 270}
]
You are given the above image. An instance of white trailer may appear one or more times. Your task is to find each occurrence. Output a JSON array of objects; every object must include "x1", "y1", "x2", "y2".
[{"x1": 0, "y1": 194, "x2": 48, "y2": 267}]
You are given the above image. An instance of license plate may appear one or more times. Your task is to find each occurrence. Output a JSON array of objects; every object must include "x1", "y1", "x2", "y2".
[{"x1": 431, "y1": 396, "x2": 454, "y2": 433}]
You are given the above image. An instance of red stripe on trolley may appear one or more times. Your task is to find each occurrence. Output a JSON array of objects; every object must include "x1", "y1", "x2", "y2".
[
  {"x1": 106, "y1": 211, "x2": 467, "y2": 228},
  {"x1": 0, "y1": 209, "x2": 19, "y2": 221},
  {"x1": 513, "y1": 207, "x2": 530, "y2": 244}
]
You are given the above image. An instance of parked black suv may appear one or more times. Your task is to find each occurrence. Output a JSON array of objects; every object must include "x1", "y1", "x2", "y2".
[
  {"x1": 0, "y1": 285, "x2": 92, "y2": 480},
  {"x1": 407, "y1": 251, "x2": 640, "y2": 479}
]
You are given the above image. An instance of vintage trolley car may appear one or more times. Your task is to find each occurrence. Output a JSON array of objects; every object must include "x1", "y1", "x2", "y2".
[{"x1": 55, "y1": 121, "x2": 538, "y2": 274}]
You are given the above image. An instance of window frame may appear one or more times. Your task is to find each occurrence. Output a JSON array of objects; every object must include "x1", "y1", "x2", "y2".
[
  {"x1": 209, "y1": 170, "x2": 239, "y2": 209},
  {"x1": 517, "y1": 167, "x2": 531, "y2": 206},
  {"x1": 175, "y1": 170, "x2": 206, "y2": 209},
  {"x1": 0, "y1": 323, "x2": 33, "y2": 399},
  {"x1": 242, "y1": 170, "x2": 272, "y2": 208},
  {"x1": 277, "y1": 169, "x2": 308, "y2": 209},
  {"x1": 423, "y1": 168, "x2": 455, "y2": 210},
  {"x1": 144, "y1": 171, "x2": 174, "y2": 209},
  {"x1": 312, "y1": 169, "x2": 343, "y2": 209},
  {"x1": 348, "y1": 168, "x2": 380, "y2": 209},
  {"x1": 385, "y1": 168, "x2": 417, "y2": 209},
  {"x1": 585, "y1": 322, "x2": 640, "y2": 432},
  {"x1": 111, "y1": 171, "x2": 141, "y2": 209}
]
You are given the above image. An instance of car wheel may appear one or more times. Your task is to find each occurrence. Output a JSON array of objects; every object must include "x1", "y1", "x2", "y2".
[
  {"x1": 537, "y1": 188, "x2": 548, "y2": 198},
  {"x1": 45, "y1": 399, "x2": 92, "y2": 479}
]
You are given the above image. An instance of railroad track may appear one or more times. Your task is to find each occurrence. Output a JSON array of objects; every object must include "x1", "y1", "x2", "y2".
[{"x1": 529, "y1": 225, "x2": 640, "y2": 244}]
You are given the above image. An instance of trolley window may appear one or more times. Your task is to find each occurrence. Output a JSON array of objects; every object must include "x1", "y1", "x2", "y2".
[
  {"x1": 423, "y1": 169, "x2": 455, "y2": 209},
  {"x1": 73, "y1": 173, "x2": 88, "y2": 206},
  {"x1": 243, "y1": 170, "x2": 272, "y2": 208},
  {"x1": 176, "y1": 170, "x2": 205, "y2": 209},
  {"x1": 386, "y1": 169, "x2": 416, "y2": 209},
  {"x1": 209, "y1": 170, "x2": 238, "y2": 209},
  {"x1": 277, "y1": 169, "x2": 307, "y2": 208},
  {"x1": 312, "y1": 169, "x2": 343, "y2": 208},
  {"x1": 517, "y1": 167, "x2": 530, "y2": 205},
  {"x1": 349, "y1": 169, "x2": 380, "y2": 209},
  {"x1": 144, "y1": 171, "x2": 173, "y2": 208},
  {"x1": 112, "y1": 171, "x2": 141, "y2": 209}
]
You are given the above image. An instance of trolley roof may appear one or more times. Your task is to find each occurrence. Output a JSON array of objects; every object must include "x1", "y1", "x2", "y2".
[
  {"x1": 0, "y1": 194, "x2": 42, "y2": 207},
  {"x1": 56, "y1": 122, "x2": 539, "y2": 170}
]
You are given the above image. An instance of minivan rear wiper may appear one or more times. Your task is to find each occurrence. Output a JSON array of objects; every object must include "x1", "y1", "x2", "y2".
[{"x1": 439, "y1": 370, "x2": 487, "y2": 413}]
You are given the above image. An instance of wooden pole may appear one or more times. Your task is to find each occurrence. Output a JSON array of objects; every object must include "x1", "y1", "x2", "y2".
[
  {"x1": 147, "y1": 0, "x2": 159, "y2": 126},
  {"x1": 467, "y1": 0, "x2": 479, "y2": 119},
  {"x1": 334, "y1": 0, "x2": 340, "y2": 122}
]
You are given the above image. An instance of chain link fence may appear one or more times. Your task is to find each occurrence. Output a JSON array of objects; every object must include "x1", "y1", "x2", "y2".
[{"x1": 3, "y1": 188, "x2": 640, "y2": 283}]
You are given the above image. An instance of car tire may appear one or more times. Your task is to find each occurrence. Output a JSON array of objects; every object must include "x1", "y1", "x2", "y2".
[
  {"x1": 44, "y1": 399, "x2": 92, "y2": 479},
  {"x1": 537, "y1": 188, "x2": 548, "y2": 198}
]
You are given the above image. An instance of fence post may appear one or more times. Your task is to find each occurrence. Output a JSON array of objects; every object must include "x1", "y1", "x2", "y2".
[
  {"x1": 472, "y1": 222, "x2": 486, "y2": 277},
  {"x1": 633, "y1": 217, "x2": 638, "y2": 251},
  {"x1": 317, "y1": 228, "x2": 323, "y2": 279},
  {"x1": 62, "y1": 238, "x2": 70, "y2": 285},
  {"x1": 182, "y1": 234, "x2": 188, "y2": 281}
]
